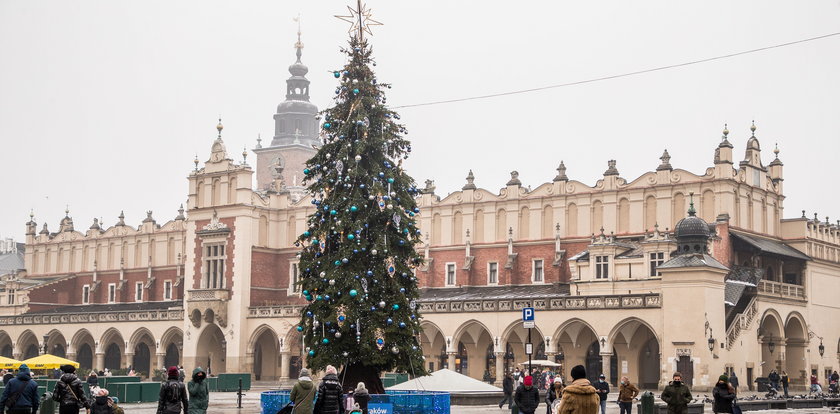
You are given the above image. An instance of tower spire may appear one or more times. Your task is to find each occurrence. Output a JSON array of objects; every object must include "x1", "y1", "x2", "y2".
[{"x1": 293, "y1": 14, "x2": 303, "y2": 63}]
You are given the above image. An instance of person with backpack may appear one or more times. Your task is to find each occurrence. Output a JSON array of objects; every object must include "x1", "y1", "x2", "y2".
[
  {"x1": 52, "y1": 364, "x2": 90, "y2": 414},
  {"x1": 157, "y1": 366, "x2": 188, "y2": 414},
  {"x1": 0, "y1": 364, "x2": 39, "y2": 414},
  {"x1": 314, "y1": 365, "x2": 343, "y2": 414},
  {"x1": 187, "y1": 367, "x2": 209, "y2": 414},
  {"x1": 353, "y1": 382, "x2": 370, "y2": 414}
]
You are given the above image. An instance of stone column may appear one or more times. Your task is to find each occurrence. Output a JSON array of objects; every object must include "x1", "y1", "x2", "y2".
[
  {"x1": 601, "y1": 353, "x2": 612, "y2": 382},
  {"x1": 495, "y1": 352, "x2": 506, "y2": 386},
  {"x1": 156, "y1": 354, "x2": 165, "y2": 371},
  {"x1": 66, "y1": 352, "x2": 77, "y2": 363},
  {"x1": 776, "y1": 340, "x2": 787, "y2": 373},
  {"x1": 124, "y1": 352, "x2": 135, "y2": 370},
  {"x1": 280, "y1": 352, "x2": 291, "y2": 380},
  {"x1": 447, "y1": 352, "x2": 457, "y2": 371},
  {"x1": 95, "y1": 352, "x2": 105, "y2": 371},
  {"x1": 12, "y1": 352, "x2": 21, "y2": 361}
]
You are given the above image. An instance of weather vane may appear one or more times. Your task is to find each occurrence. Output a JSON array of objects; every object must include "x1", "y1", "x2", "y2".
[{"x1": 335, "y1": 0, "x2": 383, "y2": 41}]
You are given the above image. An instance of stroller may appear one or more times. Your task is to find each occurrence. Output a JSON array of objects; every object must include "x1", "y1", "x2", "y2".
[
  {"x1": 829, "y1": 380, "x2": 839, "y2": 395},
  {"x1": 765, "y1": 383, "x2": 780, "y2": 399}
]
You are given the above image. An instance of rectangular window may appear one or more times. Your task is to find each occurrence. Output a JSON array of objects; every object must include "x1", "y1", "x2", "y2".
[
  {"x1": 289, "y1": 262, "x2": 301, "y2": 295},
  {"x1": 533, "y1": 259, "x2": 544, "y2": 283},
  {"x1": 108, "y1": 283, "x2": 116, "y2": 303},
  {"x1": 164, "y1": 280, "x2": 173, "y2": 300},
  {"x1": 6, "y1": 289, "x2": 14, "y2": 305},
  {"x1": 203, "y1": 243, "x2": 226, "y2": 289},
  {"x1": 488, "y1": 262, "x2": 498, "y2": 285},
  {"x1": 82, "y1": 285, "x2": 90, "y2": 304},
  {"x1": 649, "y1": 252, "x2": 665, "y2": 277},
  {"x1": 445, "y1": 263, "x2": 456, "y2": 286},
  {"x1": 595, "y1": 256, "x2": 609, "y2": 279},
  {"x1": 135, "y1": 282, "x2": 143, "y2": 302}
]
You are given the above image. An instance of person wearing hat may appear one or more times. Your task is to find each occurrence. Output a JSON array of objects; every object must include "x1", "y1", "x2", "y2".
[
  {"x1": 712, "y1": 375, "x2": 735, "y2": 414},
  {"x1": 157, "y1": 366, "x2": 188, "y2": 414},
  {"x1": 593, "y1": 373, "x2": 610, "y2": 414},
  {"x1": 661, "y1": 372, "x2": 692, "y2": 414},
  {"x1": 52, "y1": 364, "x2": 91, "y2": 414},
  {"x1": 314, "y1": 365, "x2": 343, "y2": 414},
  {"x1": 187, "y1": 367, "x2": 209, "y2": 414},
  {"x1": 0, "y1": 364, "x2": 39, "y2": 414},
  {"x1": 289, "y1": 368, "x2": 316, "y2": 414},
  {"x1": 559, "y1": 365, "x2": 599, "y2": 414},
  {"x1": 514, "y1": 375, "x2": 540, "y2": 414},
  {"x1": 90, "y1": 387, "x2": 112, "y2": 414}
]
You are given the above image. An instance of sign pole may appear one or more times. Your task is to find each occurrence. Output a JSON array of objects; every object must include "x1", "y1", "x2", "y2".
[
  {"x1": 522, "y1": 307, "x2": 535, "y2": 378},
  {"x1": 528, "y1": 327, "x2": 532, "y2": 376}
]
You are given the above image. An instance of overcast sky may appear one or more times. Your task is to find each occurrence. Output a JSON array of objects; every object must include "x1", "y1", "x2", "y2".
[{"x1": 2, "y1": 1, "x2": 839, "y2": 241}]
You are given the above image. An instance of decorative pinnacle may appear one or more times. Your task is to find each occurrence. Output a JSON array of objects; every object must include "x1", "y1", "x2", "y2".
[
  {"x1": 688, "y1": 192, "x2": 697, "y2": 216},
  {"x1": 462, "y1": 170, "x2": 476, "y2": 190},
  {"x1": 194, "y1": 154, "x2": 199, "y2": 171},
  {"x1": 65, "y1": 205, "x2": 70, "y2": 216},
  {"x1": 554, "y1": 161, "x2": 568, "y2": 181},
  {"x1": 242, "y1": 146, "x2": 248, "y2": 164},
  {"x1": 29, "y1": 209, "x2": 34, "y2": 220},
  {"x1": 773, "y1": 143, "x2": 780, "y2": 158},
  {"x1": 294, "y1": 14, "x2": 303, "y2": 61},
  {"x1": 750, "y1": 120, "x2": 756, "y2": 136},
  {"x1": 723, "y1": 123, "x2": 729, "y2": 138},
  {"x1": 216, "y1": 117, "x2": 223, "y2": 138},
  {"x1": 256, "y1": 134, "x2": 262, "y2": 149}
]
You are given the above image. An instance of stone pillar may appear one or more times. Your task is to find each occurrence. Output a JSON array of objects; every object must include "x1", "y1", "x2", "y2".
[
  {"x1": 280, "y1": 352, "x2": 291, "y2": 380},
  {"x1": 601, "y1": 353, "x2": 612, "y2": 382},
  {"x1": 125, "y1": 352, "x2": 134, "y2": 370},
  {"x1": 156, "y1": 354, "x2": 165, "y2": 371},
  {"x1": 95, "y1": 352, "x2": 105, "y2": 371},
  {"x1": 776, "y1": 340, "x2": 787, "y2": 373},
  {"x1": 66, "y1": 352, "x2": 77, "y2": 363},
  {"x1": 495, "y1": 352, "x2": 505, "y2": 386},
  {"x1": 12, "y1": 353, "x2": 21, "y2": 361},
  {"x1": 447, "y1": 352, "x2": 457, "y2": 371}
]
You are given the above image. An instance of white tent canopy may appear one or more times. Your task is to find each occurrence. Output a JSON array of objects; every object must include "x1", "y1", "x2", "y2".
[
  {"x1": 386, "y1": 368, "x2": 502, "y2": 392},
  {"x1": 518, "y1": 359, "x2": 561, "y2": 367}
]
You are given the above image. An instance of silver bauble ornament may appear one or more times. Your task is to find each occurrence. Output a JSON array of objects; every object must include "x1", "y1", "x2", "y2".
[
  {"x1": 391, "y1": 346, "x2": 399, "y2": 354},
  {"x1": 371, "y1": 249, "x2": 378, "y2": 255},
  {"x1": 378, "y1": 301, "x2": 386, "y2": 308},
  {"x1": 329, "y1": 279, "x2": 336, "y2": 286},
  {"x1": 355, "y1": 155, "x2": 362, "y2": 162},
  {"x1": 335, "y1": 332, "x2": 342, "y2": 338}
]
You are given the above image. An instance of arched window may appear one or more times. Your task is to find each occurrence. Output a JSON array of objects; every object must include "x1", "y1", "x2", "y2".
[
  {"x1": 618, "y1": 198, "x2": 630, "y2": 234},
  {"x1": 286, "y1": 216, "x2": 296, "y2": 246},
  {"x1": 196, "y1": 181, "x2": 204, "y2": 208},
  {"x1": 212, "y1": 178, "x2": 221, "y2": 206},
  {"x1": 673, "y1": 193, "x2": 685, "y2": 226},
  {"x1": 519, "y1": 207, "x2": 530, "y2": 240},
  {"x1": 432, "y1": 213, "x2": 442, "y2": 245},
  {"x1": 701, "y1": 190, "x2": 715, "y2": 221},
  {"x1": 473, "y1": 209, "x2": 484, "y2": 243},
  {"x1": 567, "y1": 203, "x2": 578, "y2": 236},
  {"x1": 541, "y1": 205, "x2": 554, "y2": 238},
  {"x1": 259, "y1": 216, "x2": 269, "y2": 247},
  {"x1": 228, "y1": 176, "x2": 237, "y2": 204},
  {"x1": 495, "y1": 209, "x2": 507, "y2": 241},
  {"x1": 591, "y1": 200, "x2": 603, "y2": 233},
  {"x1": 278, "y1": 119, "x2": 286, "y2": 133},
  {"x1": 645, "y1": 195, "x2": 657, "y2": 232},
  {"x1": 452, "y1": 212, "x2": 463, "y2": 245}
]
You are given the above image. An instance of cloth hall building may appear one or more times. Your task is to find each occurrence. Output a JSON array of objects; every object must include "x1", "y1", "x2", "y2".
[{"x1": 2, "y1": 40, "x2": 840, "y2": 391}]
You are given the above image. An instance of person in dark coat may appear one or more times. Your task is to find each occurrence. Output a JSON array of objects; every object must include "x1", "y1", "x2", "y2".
[
  {"x1": 514, "y1": 375, "x2": 540, "y2": 414},
  {"x1": 187, "y1": 367, "x2": 209, "y2": 414},
  {"x1": 157, "y1": 366, "x2": 188, "y2": 414},
  {"x1": 87, "y1": 371, "x2": 99, "y2": 389},
  {"x1": 712, "y1": 375, "x2": 735, "y2": 414},
  {"x1": 768, "y1": 370, "x2": 780, "y2": 392},
  {"x1": 53, "y1": 364, "x2": 91, "y2": 414},
  {"x1": 780, "y1": 371, "x2": 789, "y2": 398},
  {"x1": 546, "y1": 379, "x2": 564, "y2": 414},
  {"x1": 500, "y1": 373, "x2": 514, "y2": 409},
  {"x1": 661, "y1": 372, "x2": 692, "y2": 414},
  {"x1": 353, "y1": 382, "x2": 370, "y2": 414},
  {"x1": 0, "y1": 364, "x2": 39, "y2": 414},
  {"x1": 728, "y1": 372, "x2": 739, "y2": 395},
  {"x1": 289, "y1": 368, "x2": 316, "y2": 414},
  {"x1": 1, "y1": 370, "x2": 12, "y2": 386},
  {"x1": 89, "y1": 388, "x2": 114, "y2": 414},
  {"x1": 314, "y1": 365, "x2": 343, "y2": 414},
  {"x1": 593, "y1": 374, "x2": 610, "y2": 414}
]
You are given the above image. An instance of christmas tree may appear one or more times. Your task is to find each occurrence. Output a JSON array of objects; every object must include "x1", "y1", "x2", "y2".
[{"x1": 295, "y1": 6, "x2": 426, "y2": 393}]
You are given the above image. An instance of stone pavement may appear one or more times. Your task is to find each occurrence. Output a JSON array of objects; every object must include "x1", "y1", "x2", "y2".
[{"x1": 113, "y1": 387, "x2": 838, "y2": 414}]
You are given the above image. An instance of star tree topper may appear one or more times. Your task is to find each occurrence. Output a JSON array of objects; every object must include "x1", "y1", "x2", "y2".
[{"x1": 335, "y1": 0, "x2": 383, "y2": 41}]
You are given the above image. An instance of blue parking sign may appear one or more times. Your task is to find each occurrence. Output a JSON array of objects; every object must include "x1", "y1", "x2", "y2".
[{"x1": 523, "y1": 307, "x2": 534, "y2": 321}]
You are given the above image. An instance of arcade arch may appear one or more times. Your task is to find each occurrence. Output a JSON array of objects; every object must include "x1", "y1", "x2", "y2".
[
  {"x1": 419, "y1": 322, "x2": 446, "y2": 372},
  {"x1": 250, "y1": 325, "x2": 280, "y2": 381},
  {"x1": 100, "y1": 328, "x2": 126, "y2": 370},
  {"x1": 758, "y1": 310, "x2": 784, "y2": 375},
  {"x1": 784, "y1": 313, "x2": 808, "y2": 379},
  {"x1": 453, "y1": 320, "x2": 495, "y2": 379},
  {"x1": 70, "y1": 329, "x2": 96, "y2": 371},
  {"x1": 0, "y1": 331, "x2": 13, "y2": 358},
  {"x1": 196, "y1": 324, "x2": 226, "y2": 376},
  {"x1": 160, "y1": 327, "x2": 184, "y2": 369},
  {"x1": 129, "y1": 328, "x2": 157, "y2": 376},
  {"x1": 17, "y1": 330, "x2": 40, "y2": 360},
  {"x1": 44, "y1": 329, "x2": 67, "y2": 358},
  {"x1": 608, "y1": 318, "x2": 660, "y2": 388},
  {"x1": 553, "y1": 319, "x2": 598, "y2": 379},
  {"x1": 503, "y1": 320, "x2": 545, "y2": 376}
]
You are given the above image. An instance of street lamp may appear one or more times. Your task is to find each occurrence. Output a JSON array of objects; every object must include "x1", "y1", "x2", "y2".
[
  {"x1": 819, "y1": 340, "x2": 825, "y2": 357},
  {"x1": 768, "y1": 338, "x2": 776, "y2": 354},
  {"x1": 708, "y1": 336, "x2": 715, "y2": 352},
  {"x1": 42, "y1": 334, "x2": 49, "y2": 355}
]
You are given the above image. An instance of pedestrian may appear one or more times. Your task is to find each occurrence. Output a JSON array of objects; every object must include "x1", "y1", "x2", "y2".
[
  {"x1": 353, "y1": 382, "x2": 370, "y2": 414},
  {"x1": 546, "y1": 379, "x2": 564, "y2": 414},
  {"x1": 768, "y1": 370, "x2": 780, "y2": 393},
  {"x1": 314, "y1": 365, "x2": 342, "y2": 414},
  {"x1": 0, "y1": 369, "x2": 11, "y2": 386},
  {"x1": 513, "y1": 375, "x2": 540, "y2": 414},
  {"x1": 342, "y1": 387, "x2": 355, "y2": 413},
  {"x1": 289, "y1": 368, "x2": 316, "y2": 414},
  {"x1": 780, "y1": 371, "x2": 789, "y2": 397},
  {"x1": 0, "y1": 363, "x2": 39, "y2": 414},
  {"x1": 712, "y1": 375, "x2": 735, "y2": 414},
  {"x1": 618, "y1": 376, "x2": 639, "y2": 414},
  {"x1": 157, "y1": 366, "x2": 188, "y2": 414},
  {"x1": 87, "y1": 371, "x2": 99, "y2": 390},
  {"x1": 594, "y1": 373, "x2": 610, "y2": 414},
  {"x1": 52, "y1": 364, "x2": 91, "y2": 414},
  {"x1": 558, "y1": 365, "x2": 599, "y2": 414},
  {"x1": 483, "y1": 369, "x2": 492, "y2": 384},
  {"x1": 500, "y1": 372, "x2": 514, "y2": 409},
  {"x1": 660, "y1": 372, "x2": 692, "y2": 414},
  {"x1": 187, "y1": 366, "x2": 209, "y2": 414},
  {"x1": 89, "y1": 388, "x2": 113, "y2": 414},
  {"x1": 178, "y1": 366, "x2": 186, "y2": 383},
  {"x1": 729, "y1": 372, "x2": 739, "y2": 395},
  {"x1": 809, "y1": 374, "x2": 821, "y2": 394},
  {"x1": 103, "y1": 368, "x2": 112, "y2": 378}
]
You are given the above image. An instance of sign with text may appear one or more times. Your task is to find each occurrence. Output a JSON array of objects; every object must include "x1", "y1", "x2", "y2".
[
  {"x1": 522, "y1": 307, "x2": 535, "y2": 328},
  {"x1": 526, "y1": 342, "x2": 533, "y2": 355},
  {"x1": 368, "y1": 403, "x2": 394, "y2": 414}
]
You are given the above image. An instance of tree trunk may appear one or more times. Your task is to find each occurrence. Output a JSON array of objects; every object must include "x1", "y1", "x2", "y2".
[{"x1": 340, "y1": 361, "x2": 384, "y2": 394}]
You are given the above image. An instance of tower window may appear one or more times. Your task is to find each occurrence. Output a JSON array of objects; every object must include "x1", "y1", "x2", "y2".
[
  {"x1": 649, "y1": 252, "x2": 665, "y2": 277},
  {"x1": 135, "y1": 282, "x2": 143, "y2": 302},
  {"x1": 445, "y1": 263, "x2": 456, "y2": 286},
  {"x1": 164, "y1": 280, "x2": 173, "y2": 300},
  {"x1": 108, "y1": 283, "x2": 117, "y2": 303},
  {"x1": 488, "y1": 262, "x2": 498, "y2": 285},
  {"x1": 203, "y1": 243, "x2": 226, "y2": 289},
  {"x1": 82, "y1": 285, "x2": 90, "y2": 304},
  {"x1": 595, "y1": 256, "x2": 609, "y2": 279},
  {"x1": 532, "y1": 259, "x2": 544, "y2": 283}
]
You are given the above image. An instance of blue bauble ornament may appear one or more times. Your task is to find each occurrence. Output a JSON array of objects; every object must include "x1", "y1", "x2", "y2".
[
  {"x1": 306, "y1": 311, "x2": 313, "y2": 317},
  {"x1": 387, "y1": 178, "x2": 395, "y2": 184},
  {"x1": 353, "y1": 88, "x2": 360, "y2": 95},
  {"x1": 366, "y1": 270, "x2": 374, "y2": 276},
  {"x1": 312, "y1": 239, "x2": 320, "y2": 245},
  {"x1": 386, "y1": 318, "x2": 393, "y2": 325},
  {"x1": 305, "y1": 295, "x2": 312, "y2": 301},
  {"x1": 324, "y1": 122, "x2": 332, "y2": 129},
  {"x1": 302, "y1": 290, "x2": 309, "y2": 296},
  {"x1": 333, "y1": 71, "x2": 340, "y2": 78},
  {"x1": 316, "y1": 295, "x2": 323, "y2": 301},
  {"x1": 330, "y1": 210, "x2": 337, "y2": 215},
  {"x1": 348, "y1": 234, "x2": 355, "y2": 240},
  {"x1": 322, "y1": 338, "x2": 329, "y2": 344},
  {"x1": 334, "y1": 260, "x2": 341, "y2": 266},
  {"x1": 308, "y1": 350, "x2": 315, "y2": 356},
  {"x1": 399, "y1": 322, "x2": 406, "y2": 329},
  {"x1": 350, "y1": 206, "x2": 358, "y2": 212},
  {"x1": 304, "y1": 231, "x2": 311, "y2": 237},
  {"x1": 378, "y1": 172, "x2": 385, "y2": 177},
  {"x1": 325, "y1": 295, "x2": 331, "y2": 300},
  {"x1": 303, "y1": 168, "x2": 310, "y2": 175},
  {"x1": 399, "y1": 240, "x2": 405, "y2": 245},
  {"x1": 296, "y1": 325, "x2": 303, "y2": 332},
  {"x1": 370, "y1": 306, "x2": 376, "y2": 311},
  {"x1": 400, "y1": 288, "x2": 405, "y2": 293},
  {"x1": 349, "y1": 289, "x2": 358, "y2": 297},
  {"x1": 393, "y1": 304, "x2": 400, "y2": 310}
]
